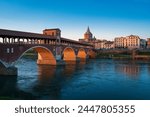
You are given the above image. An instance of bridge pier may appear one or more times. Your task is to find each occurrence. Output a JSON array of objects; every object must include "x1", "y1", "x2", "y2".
[
  {"x1": 0, "y1": 66, "x2": 17, "y2": 76},
  {"x1": 88, "y1": 51, "x2": 96, "y2": 59}
]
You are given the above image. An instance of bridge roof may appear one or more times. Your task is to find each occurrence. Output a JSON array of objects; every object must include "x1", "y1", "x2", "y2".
[
  {"x1": 0, "y1": 29, "x2": 93, "y2": 47},
  {"x1": 61, "y1": 38, "x2": 93, "y2": 46},
  {"x1": 0, "y1": 29, "x2": 56, "y2": 39}
]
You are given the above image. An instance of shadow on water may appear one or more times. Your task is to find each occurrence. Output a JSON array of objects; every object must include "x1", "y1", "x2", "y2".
[
  {"x1": 0, "y1": 63, "x2": 78, "y2": 100},
  {"x1": 0, "y1": 76, "x2": 36, "y2": 100},
  {"x1": 0, "y1": 76, "x2": 17, "y2": 99}
]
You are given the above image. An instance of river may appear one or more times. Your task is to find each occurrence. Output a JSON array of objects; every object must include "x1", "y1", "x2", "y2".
[{"x1": 0, "y1": 56, "x2": 150, "y2": 100}]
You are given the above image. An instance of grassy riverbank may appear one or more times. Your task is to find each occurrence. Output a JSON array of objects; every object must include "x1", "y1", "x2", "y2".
[
  {"x1": 138, "y1": 52, "x2": 150, "y2": 56},
  {"x1": 96, "y1": 53, "x2": 132, "y2": 59},
  {"x1": 96, "y1": 50, "x2": 150, "y2": 60}
]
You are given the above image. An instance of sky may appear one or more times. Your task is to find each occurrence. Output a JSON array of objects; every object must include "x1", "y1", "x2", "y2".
[{"x1": 0, "y1": 0, "x2": 150, "y2": 41}]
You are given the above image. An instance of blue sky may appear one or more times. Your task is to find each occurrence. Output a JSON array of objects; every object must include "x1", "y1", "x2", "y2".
[{"x1": 0, "y1": 0, "x2": 150, "y2": 40}]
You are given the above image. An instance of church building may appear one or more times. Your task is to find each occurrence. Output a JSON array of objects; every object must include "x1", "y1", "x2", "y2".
[
  {"x1": 79, "y1": 27, "x2": 96, "y2": 43},
  {"x1": 79, "y1": 27, "x2": 114, "y2": 49}
]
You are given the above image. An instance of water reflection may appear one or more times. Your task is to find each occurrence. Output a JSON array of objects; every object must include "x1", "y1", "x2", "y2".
[
  {"x1": 65, "y1": 61, "x2": 76, "y2": 65},
  {"x1": 79, "y1": 59, "x2": 86, "y2": 65},
  {"x1": 115, "y1": 61, "x2": 140, "y2": 79},
  {"x1": 62, "y1": 65, "x2": 76, "y2": 77},
  {"x1": 31, "y1": 63, "x2": 77, "y2": 99},
  {"x1": 33, "y1": 65, "x2": 60, "y2": 99},
  {"x1": 38, "y1": 65, "x2": 56, "y2": 80},
  {"x1": 2, "y1": 58, "x2": 150, "y2": 100}
]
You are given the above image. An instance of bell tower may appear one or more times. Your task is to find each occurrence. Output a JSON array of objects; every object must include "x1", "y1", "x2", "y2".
[{"x1": 84, "y1": 26, "x2": 93, "y2": 40}]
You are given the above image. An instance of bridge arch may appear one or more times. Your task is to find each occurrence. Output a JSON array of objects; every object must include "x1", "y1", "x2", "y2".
[
  {"x1": 87, "y1": 49, "x2": 96, "y2": 59},
  {"x1": 62, "y1": 47, "x2": 76, "y2": 61},
  {"x1": 77, "y1": 48, "x2": 87, "y2": 60},
  {"x1": 17, "y1": 46, "x2": 56, "y2": 65}
]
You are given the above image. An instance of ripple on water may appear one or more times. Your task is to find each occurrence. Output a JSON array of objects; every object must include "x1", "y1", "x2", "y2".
[{"x1": 1, "y1": 58, "x2": 150, "y2": 99}]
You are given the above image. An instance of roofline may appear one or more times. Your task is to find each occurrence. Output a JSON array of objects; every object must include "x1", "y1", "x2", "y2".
[
  {"x1": 61, "y1": 37, "x2": 93, "y2": 46},
  {"x1": 43, "y1": 28, "x2": 61, "y2": 31},
  {"x1": 0, "y1": 29, "x2": 93, "y2": 47},
  {"x1": 0, "y1": 28, "x2": 56, "y2": 39}
]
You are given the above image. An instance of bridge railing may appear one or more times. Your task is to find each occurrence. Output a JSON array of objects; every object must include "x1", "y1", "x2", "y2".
[
  {"x1": 0, "y1": 29, "x2": 94, "y2": 49},
  {"x1": 0, "y1": 37, "x2": 57, "y2": 45},
  {"x1": 60, "y1": 38, "x2": 93, "y2": 48},
  {"x1": 0, "y1": 37, "x2": 93, "y2": 49}
]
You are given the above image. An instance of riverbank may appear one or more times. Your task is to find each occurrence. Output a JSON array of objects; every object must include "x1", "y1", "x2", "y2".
[
  {"x1": 96, "y1": 49, "x2": 150, "y2": 60},
  {"x1": 96, "y1": 52, "x2": 132, "y2": 59}
]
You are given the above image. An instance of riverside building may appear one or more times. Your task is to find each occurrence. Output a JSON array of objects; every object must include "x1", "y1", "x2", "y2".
[
  {"x1": 114, "y1": 35, "x2": 146, "y2": 49},
  {"x1": 79, "y1": 27, "x2": 114, "y2": 49},
  {"x1": 147, "y1": 38, "x2": 150, "y2": 49}
]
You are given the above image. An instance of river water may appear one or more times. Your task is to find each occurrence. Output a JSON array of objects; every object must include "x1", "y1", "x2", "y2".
[{"x1": 1, "y1": 56, "x2": 150, "y2": 100}]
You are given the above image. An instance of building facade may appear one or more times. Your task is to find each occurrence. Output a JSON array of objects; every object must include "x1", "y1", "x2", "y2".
[
  {"x1": 126, "y1": 35, "x2": 140, "y2": 49},
  {"x1": 147, "y1": 38, "x2": 150, "y2": 48},
  {"x1": 94, "y1": 40, "x2": 106, "y2": 49},
  {"x1": 114, "y1": 37, "x2": 126, "y2": 48},
  {"x1": 104, "y1": 41, "x2": 114, "y2": 49},
  {"x1": 43, "y1": 28, "x2": 61, "y2": 38},
  {"x1": 79, "y1": 27, "x2": 114, "y2": 49},
  {"x1": 114, "y1": 35, "x2": 146, "y2": 49},
  {"x1": 79, "y1": 27, "x2": 148, "y2": 49},
  {"x1": 140, "y1": 39, "x2": 147, "y2": 49}
]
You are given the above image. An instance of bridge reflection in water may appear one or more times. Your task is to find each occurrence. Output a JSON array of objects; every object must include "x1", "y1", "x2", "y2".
[
  {"x1": 1, "y1": 58, "x2": 150, "y2": 99},
  {"x1": 0, "y1": 63, "x2": 77, "y2": 99}
]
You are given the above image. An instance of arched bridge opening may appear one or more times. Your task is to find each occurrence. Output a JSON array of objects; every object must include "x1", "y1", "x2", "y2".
[
  {"x1": 18, "y1": 46, "x2": 56, "y2": 65},
  {"x1": 62, "y1": 47, "x2": 76, "y2": 64},
  {"x1": 77, "y1": 48, "x2": 87, "y2": 61}
]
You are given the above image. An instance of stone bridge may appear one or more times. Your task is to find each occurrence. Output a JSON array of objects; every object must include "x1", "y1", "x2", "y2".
[{"x1": 0, "y1": 28, "x2": 96, "y2": 75}]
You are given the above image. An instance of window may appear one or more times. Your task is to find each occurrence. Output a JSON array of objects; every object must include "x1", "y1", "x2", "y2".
[
  {"x1": 7, "y1": 48, "x2": 10, "y2": 53},
  {"x1": 11, "y1": 48, "x2": 14, "y2": 53},
  {"x1": 52, "y1": 32, "x2": 55, "y2": 36}
]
